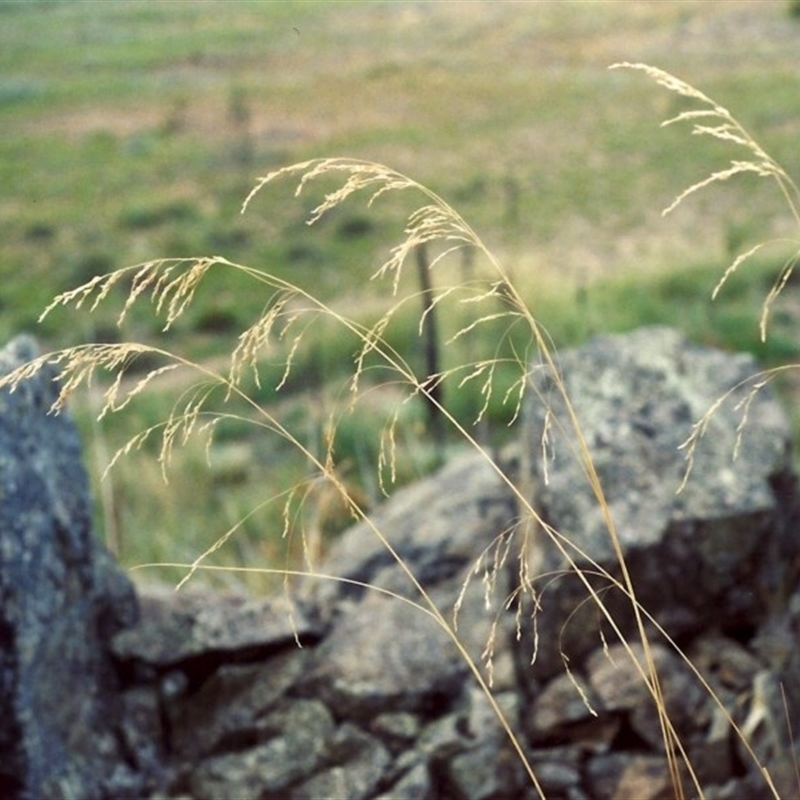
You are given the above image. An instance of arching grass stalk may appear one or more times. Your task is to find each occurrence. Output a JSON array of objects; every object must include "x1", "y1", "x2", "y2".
[
  {"x1": 0, "y1": 163, "x2": 686, "y2": 795},
  {"x1": 608, "y1": 62, "x2": 800, "y2": 797},
  {"x1": 610, "y1": 62, "x2": 800, "y2": 344},
  {"x1": 244, "y1": 157, "x2": 690, "y2": 796},
  {"x1": 1, "y1": 151, "x2": 767, "y2": 796}
]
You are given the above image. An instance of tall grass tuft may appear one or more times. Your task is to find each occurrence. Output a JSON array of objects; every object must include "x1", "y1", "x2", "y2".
[
  {"x1": 611, "y1": 63, "x2": 800, "y2": 493},
  {"x1": 0, "y1": 68, "x2": 797, "y2": 797}
]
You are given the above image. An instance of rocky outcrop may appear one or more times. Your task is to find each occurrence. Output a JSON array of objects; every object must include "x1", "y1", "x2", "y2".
[
  {"x1": 519, "y1": 325, "x2": 799, "y2": 682},
  {"x1": 2, "y1": 327, "x2": 799, "y2": 799},
  {"x1": 0, "y1": 336, "x2": 140, "y2": 800}
]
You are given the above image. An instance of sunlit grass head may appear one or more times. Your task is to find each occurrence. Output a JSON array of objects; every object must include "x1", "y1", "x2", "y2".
[{"x1": 611, "y1": 62, "x2": 800, "y2": 343}]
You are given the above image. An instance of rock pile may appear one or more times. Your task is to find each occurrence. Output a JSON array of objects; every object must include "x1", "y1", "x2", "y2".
[{"x1": 2, "y1": 328, "x2": 799, "y2": 799}]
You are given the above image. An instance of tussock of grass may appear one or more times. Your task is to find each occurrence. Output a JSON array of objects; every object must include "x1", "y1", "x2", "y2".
[{"x1": 0, "y1": 156, "x2": 653, "y2": 798}]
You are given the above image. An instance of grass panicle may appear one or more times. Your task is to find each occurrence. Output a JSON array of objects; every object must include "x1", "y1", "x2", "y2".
[
  {"x1": 611, "y1": 62, "x2": 800, "y2": 344},
  {"x1": 0, "y1": 158, "x2": 718, "y2": 798},
  {"x1": 614, "y1": 65, "x2": 800, "y2": 527},
  {"x1": 0, "y1": 156, "x2": 668, "y2": 797}
]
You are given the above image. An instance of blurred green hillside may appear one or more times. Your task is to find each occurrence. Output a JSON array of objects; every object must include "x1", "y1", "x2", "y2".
[{"x1": 3, "y1": 0, "x2": 800, "y2": 588}]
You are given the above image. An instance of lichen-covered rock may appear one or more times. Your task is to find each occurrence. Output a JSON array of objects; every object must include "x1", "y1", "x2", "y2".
[
  {"x1": 520, "y1": 326, "x2": 800, "y2": 680},
  {"x1": 374, "y1": 762, "x2": 433, "y2": 800},
  {"x1": 111, "y1": 585, "x2": 322, "y2": 669},
  {"x1": 305, "y1": 451, "x2": 520, "y2": 691},
  {"x1": 307, "y1": 450, "x2": 517, "y2": 614},
  {"x1": 166, "y1": 649, "x2": 312, "y2": 760},
  {"x1": 0, "y1": 335, "x2": 139, "y2": 800},
  {"x1": 586, "y1": 752, "x2": 682, "y2": 800},
  {"x1": 302, "y1": 590, "x2": 469, "y2": 719},
  {"x1": 184, "y1": 699, "x2": 334, "y2": 799},
  {"x1": 525, "y1": 670, "x2": 611, "y2": 747},
  {"x1": 288, "y1": 723, "x2": 391, "y2": 800},
  {"x1": 440, "y1": 687, "x2": 529, "y2": 800},
  {"x1": 586, "y1": 643, "x2": 705, "y2": 750}
]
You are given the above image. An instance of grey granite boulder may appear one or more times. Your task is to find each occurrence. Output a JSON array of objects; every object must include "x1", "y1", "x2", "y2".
[
  {"x1": 304, "y1": 451, "x2": 520, "y2": 690},
  {"x1": 111, "y1": 585, "x2": 322, "y2": 669},
  {"x1": 301, "y1": 590, "x2": 470, "y2": 719},
  {"x1": 0, "y1": 336, "x2": 139, "y2": 799},
  {"x1": 184, "y1": 698, "x2": 335, "y2": 799},
  {"x1": 519, "y1": 326, "x2": 800, "y2": 680}
]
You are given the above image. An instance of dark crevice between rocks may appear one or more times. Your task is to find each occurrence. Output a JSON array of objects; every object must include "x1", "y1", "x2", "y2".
[
  {"x1": 608, "y1": 713, "x2": 655, "y2": 753},
  {"x1": 205, "y1": 727, "x2": 263, "y2": 757},
  {"x1": 721, "y1": 622, "x2": 758, "y2": 646},
  {"x1": 114, "y1": 633, "x2": 322, "y2": 692},
  {"x1": 0, "y1": 776, "x2": 24, "y2": 800}
]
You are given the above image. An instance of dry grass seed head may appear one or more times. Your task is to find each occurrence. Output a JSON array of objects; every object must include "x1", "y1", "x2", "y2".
[
  {"x1": 227, "y1": 287, "x2": 306, "y2": 392},
  {"x1": 373, "y1": 206, "x2": 475, "y2": 296},
  {"x1": 244, "y1": 158, "x2": 480, "y2": 297},
  {"x1": 242, "y1": 158, "x2": 416, "y2": 221},
  {"x1": 0, "y1": 342, "x2": 177, "y2": 419},
  {"x1": 612, "y1": 62, "x2": 800, "y2": 346},
  {"x1": 759, "y1": 249, "x2": 800, "y2": 341}
]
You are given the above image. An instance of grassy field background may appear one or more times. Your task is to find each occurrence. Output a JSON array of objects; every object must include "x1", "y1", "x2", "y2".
[{"x1": 4, "y1": 0, "x2": 800, "y2": 589}]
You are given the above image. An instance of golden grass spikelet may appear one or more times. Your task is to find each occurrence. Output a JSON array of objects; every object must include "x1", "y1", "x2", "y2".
[
  {"x1": 243, "y1": 158, "x2": 480, "y2": 298},
  {"x1": 711, "y1": 243, "x2": 767, "y2": 301},
  {"x1": 610, "y1": 62, "x2": 799, "y2": 221},
  {"x1": 453, "y1": 520, "x2": 518, "y2": 686},
  {"x1": 157, "y1": 387, "x2": 210, "y2": 477},
  {"x1": 661, "y1": 161, "x2": 779, "y2": 218},
  {"x1": 418, "y1": 284, "x2": 459, "y2": 335},
  {"x1": 374, "y1": 205, "x2": 474, "y2": 295},
  {"x1": 154, "y1": 257, "x2": 215, "y2": 331},
  {"x1": 39, "y1": 257, "x2": 231, "y2": 331},
  {"x1": 677, "y1": 368, "x2": 788, "y2": 492},
  {"x1": 351, "y1": 314, "x2": 395, "y2": 399},
  {"x1": 99, "y1": 361, "x2": 180, "y2": 420},
  {"x1": 759, "y1": 248, "x2": 800, "y2": 342},
  {"x1": 377, "y1": 405, "x2": 401, "y2": 496},
  {"x1": 241, "y1": 157, "x2": 416, "y2": 221},
  {"x1": 38, "y1": 270, "x2": 124, "y2": 320},
  {"x1": 610, "y1": 62, "x2": 720, "y2": 105},
  {"x1": 612, "y1": 62, "x2": 800, "y2": 348},
  {"x1": 228, "y1": 287, "x2": 301, "y2": 392},
  {"x1": 0, "y1": 342, "x2": 173, "y2": 415}
]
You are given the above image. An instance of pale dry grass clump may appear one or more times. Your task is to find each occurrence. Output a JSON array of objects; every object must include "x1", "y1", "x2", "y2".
[
  {"x1": 0, "y1": 157, "x2": 664, "y2": 798},
  {"x1": 612, "y1": 63, "x2": 800, "y2": 496},
  {"x1": 0, "y1": 67, "x2": 796, "y2": 798},
  {"x1": 611, "y1": 63, "x2": 800, "y2": 339}
]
